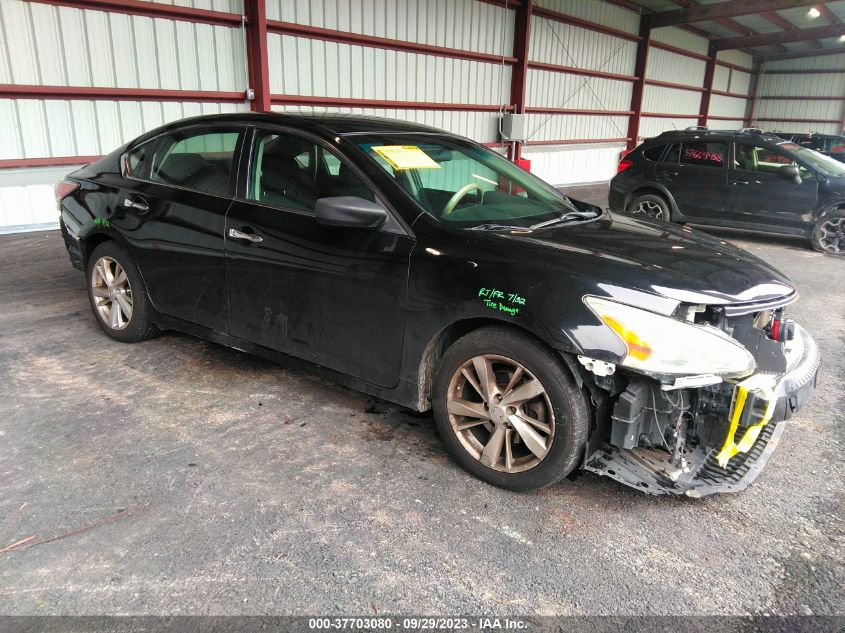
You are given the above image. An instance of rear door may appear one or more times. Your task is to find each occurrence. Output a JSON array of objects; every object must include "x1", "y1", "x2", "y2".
[
  {"x1": 656, "y1": 140, "x2": 728, "y2": 221},
  {"x1": 725, "y1": 142, "x2": 818, "y2": 231},
  {"x1": 120, "y1": 125, "x2": 243, "y2": 332},
  {"x1": 223, "y1": 127, "x2": 414, "y2": 388}
]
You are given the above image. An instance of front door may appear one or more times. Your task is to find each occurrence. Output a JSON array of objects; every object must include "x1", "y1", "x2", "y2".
[
  {"x1": 656, "y1": 140, "x2": 728, "y2": 221},
  {"x1": 119, "y1": 125, "x2": 242, "y2": 332},
  {"x1": 726, "y1": 142, "x2": 818, "y2": 231},
  {"x1": 224, "y1": 128, "x2": 414, "y2": 388}
]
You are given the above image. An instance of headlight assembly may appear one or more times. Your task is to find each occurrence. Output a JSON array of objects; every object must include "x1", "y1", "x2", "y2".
[{"x1": 584, "y1": 296, "x2": 756, "y2": 377}]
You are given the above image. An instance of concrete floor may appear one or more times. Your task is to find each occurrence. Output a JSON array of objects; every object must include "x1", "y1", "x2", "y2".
[{"x1": 1, "y1": 196, "x2": 843, "y2": 616}]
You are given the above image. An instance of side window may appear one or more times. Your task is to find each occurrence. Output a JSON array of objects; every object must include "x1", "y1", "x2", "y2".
[
  {"x1": 124, "y1": 142, "x2": 154, "y2": 179},
  {"x1": 248, "y1": 130, "x2": 376, "y2": 212},
  {"x1": 679, "y1": 142, "x2": 725, "y2": 168},
  {"x1": 150, "y1": 128, "x2": 239, "y2": 196},
  {"x1": 663, "y1": 143, "x2": 681, "y2": 163},
  {"x1": 642, "y1": 145, "x2": 666, "y2": 161},
  {"x1": 734, "y1": 143, "x2": 811, "y2": 179}
]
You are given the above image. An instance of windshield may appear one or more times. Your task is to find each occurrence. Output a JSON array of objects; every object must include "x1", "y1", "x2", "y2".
[
  {"x1": 351, "y1": 134, "x2": 590, "y2": 228},
  {"x1": 778, "y1": 141, "x2": 845, "y2": 176}
]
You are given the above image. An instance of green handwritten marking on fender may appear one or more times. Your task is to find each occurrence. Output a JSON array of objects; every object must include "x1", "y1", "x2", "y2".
[
  {"x1": 478, "y1": 287, "x2": 525, "y2": 316},
  {"x1": 94, "y1": 218, "x2": 110, "y2": 228}
]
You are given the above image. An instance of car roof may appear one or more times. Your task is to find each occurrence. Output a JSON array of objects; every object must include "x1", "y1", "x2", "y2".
[
  {"x1": 133, "y1": 112, "x2": 452, "y2": 145},
  {"x1": 645, "y1": 127, "x2": 787, "y2": 144}
]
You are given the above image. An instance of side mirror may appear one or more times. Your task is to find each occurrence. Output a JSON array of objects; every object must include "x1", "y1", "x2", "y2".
[
  {"x1": 780, "y1": 164, "x2": 802, "y2": 184},
  {"x1": 315, "y1": 196, "x2": 388, "y2": 229}
]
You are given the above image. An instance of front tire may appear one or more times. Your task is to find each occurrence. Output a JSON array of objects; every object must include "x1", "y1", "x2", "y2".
[
  {"x1": 811, "y1": 211, "x2": 845, "y2": 255},
  {"x1": 432, "y1": 326, "x2": 589, "y2": 491},
  {"x1": 627, "y1": 193, "x2": 670, "y2": 221},
  {"x1": 86, "y1": 241, "x2": 158, "y2": 342}
]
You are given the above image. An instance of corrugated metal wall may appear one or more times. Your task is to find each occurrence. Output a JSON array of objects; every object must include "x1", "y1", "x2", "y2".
[
  {"x1": 753, "y1": 53, "x2": 845, "y2": 136},
  {"x1": 1, "y1": 0, "x2": 758, "y2": 231}
]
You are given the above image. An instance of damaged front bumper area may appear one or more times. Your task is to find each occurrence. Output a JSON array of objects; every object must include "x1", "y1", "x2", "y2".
[{"x1": 584, "y1": 324, "x2": 820, "y2": 497}]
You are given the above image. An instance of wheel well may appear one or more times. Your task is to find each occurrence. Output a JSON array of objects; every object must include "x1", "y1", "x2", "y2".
[
  {"x1": 415, "y1": 318, "x2": 568, "y2": 412},
  {"x1": 81, "y1": 232, "x2": 115, "y2": 267},
  {"x1": 630, "y1": 187, "x2": 668, "y2": 204}
]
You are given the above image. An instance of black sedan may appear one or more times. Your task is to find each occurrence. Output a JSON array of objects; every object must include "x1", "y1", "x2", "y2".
[{"x1": 57, "y1": 113, "x2": 820, "y2": 496}]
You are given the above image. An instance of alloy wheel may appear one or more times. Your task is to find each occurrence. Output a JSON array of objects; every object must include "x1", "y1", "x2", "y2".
[
  {"x1": 91, "y1": 256, "x2": 133, "y2": 330},
  {"x1": 446, "y1": 354, "x2": 555, "y2": 473},
  {"x1": 817, "y1": 217, "x2": 845, "y2": 254},
  {"x1": 633, "y1": 200, "x2": 666, "y2": 220}
]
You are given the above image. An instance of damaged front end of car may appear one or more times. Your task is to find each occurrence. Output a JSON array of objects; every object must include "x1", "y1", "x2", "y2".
[{"x1": 576, "y1": 292, "x2": 820, "y2": 497}]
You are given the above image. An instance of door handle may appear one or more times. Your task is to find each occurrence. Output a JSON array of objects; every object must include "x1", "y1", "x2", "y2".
[
  {"x1": 732, "y1": 180, "x2": 750, "y2": 186},
  {"x1": 659, "y1": 171, "x2": 678, "y2": 178},
  {"x1": 123, "y1": 197, "x2": 149, "y2": 212},
  {"x1": 228, "y1": 228, "x2": 263, "y2": 244}
]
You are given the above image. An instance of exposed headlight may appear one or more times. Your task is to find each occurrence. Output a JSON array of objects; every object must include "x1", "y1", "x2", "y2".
[{"x1": 584, "y1": 296, "x2": 756, "y2": 377}]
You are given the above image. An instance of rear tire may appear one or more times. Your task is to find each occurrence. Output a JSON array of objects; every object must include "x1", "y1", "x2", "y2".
[
  {"x1": 432, "y1": 326, "x2": 589, "y2": 492},
  {"x1": 86, "y1": 241, "x2": 159, "y2": 343},
  {"x1": 811, "y1": 211, "x2": 845, "y2": 255},
  {"x1": 627, "y1": 193, "x2": 670, "y2": 221}
]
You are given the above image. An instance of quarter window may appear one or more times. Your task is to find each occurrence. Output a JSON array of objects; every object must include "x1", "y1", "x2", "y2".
[
  {"x1": 642, "y1": 145, "x2": 666, "y2": 161},
  {"x1": 679, "y1": 142, "x2": 725, "y2": 168},
  {"x1": 124, "y1": 142, "x2": 154, "y2": 179},
  {"x1": 150, "y1": 128, "x2": 240, "y2": 196},
  {"x1": 249, "y1": 130, "x2": 376, "y2": 213}
]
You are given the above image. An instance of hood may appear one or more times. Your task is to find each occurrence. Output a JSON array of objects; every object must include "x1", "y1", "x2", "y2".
[{"x1": 494, "y1": 211, "x2": 794, "y2": 308}]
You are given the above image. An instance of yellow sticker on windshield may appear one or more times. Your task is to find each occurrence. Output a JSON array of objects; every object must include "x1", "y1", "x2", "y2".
[{"x1": 372, "y1": 145, "x2": 441, "y2": 170}]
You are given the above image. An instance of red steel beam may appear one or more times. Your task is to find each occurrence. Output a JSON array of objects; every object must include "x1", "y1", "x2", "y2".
[
  {"x1": 755, "y1": 117, "x2": 842, "y2": 124},
  {"x1": 27, "y1": 0, "x2": 242, "y2": 27},
  {"x1": 707, "y1": 115, "x2": 745, "y2": 121},
  {"x1": 523, "y1": 137, "x2": 630, "y2": 146},
  {"x1": 509, "y1": 0, "x2": 532, "y2": 161},
  {"x1": 758, "y1": 95, "x2": 845, "y2": 101},
  {"x1": 645, "y1": 79, "x2": 706, "y2": 93},
  {"x1": 652, "y1": 0, "x2": 821, "y2": 28},
  {"x1": 266, "y1": 20, "x2": 517, "y2": 66},
  {"x1": 270, "y1": 95, "x2": 513, "y2": 112},
  {"x1": 526, "y1": 61, "x2": 637, "y2": 83},
  {"x1": 244, "y1": 0, "x2": 270, "y2": 112},
  {"x1": 642, "y1": 112, "x2": 699, "y2": 119},
  {"x1": 650, "y1": 40, "x2": 710, "y2": 62},
  {"x1": 0, "y1": 155, "x2": 102, "y2": 169},
  {"x1": 716, "y1": 60, "x2": 753, "y2": 74},
  {"x1": 816, "y1": 4, "x2": 841, "y2": 24},
  {"x1": 626, "y1": 16, "x2": 651, "y2": 151},
  {"x1": 524, "y1": 107, "x2": 634, "y2": 116},
  {"x1": 698, "y1": 42, "x2": 717, "y2": 126},
  {"x1": 531, "y1": 5, "x2": 641, "y2": 42},
  {"x1": 0, "y1": 84, "x2": 245, "y2": 103},
  {"x1": 711, "y1": 90, "x2": 750, "y2": 98}
]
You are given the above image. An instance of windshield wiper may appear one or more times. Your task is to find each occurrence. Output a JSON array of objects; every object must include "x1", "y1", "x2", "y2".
[
  {"x1": 467, "y1": 223, "x2": 520, "y2": 231},
  {"x1": 529, "y1": 210, "x2": 599, "y2": 230}
]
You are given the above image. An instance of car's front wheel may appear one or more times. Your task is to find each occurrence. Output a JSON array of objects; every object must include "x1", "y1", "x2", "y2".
[
  {"x1": 432, "y1": 327, "x2": 589, "y2": 491},
  {"x1": 812, "y1": 211, "x2": 845, "y2": 255},
  {"x1": 627, "y1": 193, "x2": 670, "y2": 221},
  {"x1": 86, "y1": 241, "x2": 159, "y2": 342}
]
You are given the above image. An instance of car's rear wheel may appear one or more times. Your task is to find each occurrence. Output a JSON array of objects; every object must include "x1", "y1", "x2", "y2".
[
  {"x1": 432, "y1": 326, "x2": 589, "y2": 491},
  {"x1": 86, "y1": 241, "x2": 158, "y2": 342},
  {"x1": 627, "y1": 193, "x2": 670, "y2": 221},
  {"x1": 812, "y1": 212, "x2": 845, "y2": 255}
]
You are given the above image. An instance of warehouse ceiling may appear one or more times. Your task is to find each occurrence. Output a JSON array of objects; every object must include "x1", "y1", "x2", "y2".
[{"x1": 622, "y1": 0, "x2": 845, "y2": 59}]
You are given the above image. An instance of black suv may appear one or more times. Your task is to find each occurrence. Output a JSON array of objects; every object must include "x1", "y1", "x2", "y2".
[
  {"x1": 774, "y1": 131, "x2": 845, "y2": 164},
  {"x1": 609, "y1": 128, "x2": 845, "y2": 254}
]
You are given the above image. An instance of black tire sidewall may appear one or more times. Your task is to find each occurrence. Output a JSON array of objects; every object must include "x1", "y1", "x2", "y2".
[
  {"x1": 628, "y1": 193, "x2": 670, "y2": 221},
  {"x1": 86, "y1": 241, "x2": 155, "y2": 342},
  {"x1": 432, "y1": 327, "x2": 589, "y2": 492}
]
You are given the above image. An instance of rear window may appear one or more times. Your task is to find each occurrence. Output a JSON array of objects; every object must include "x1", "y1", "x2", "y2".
[
  {"x1": 642, "y1": 145, "x2": 666, "y2": 161},
  {"x1": 679, "y1": 142, "x2": 725, "y2": 168}
]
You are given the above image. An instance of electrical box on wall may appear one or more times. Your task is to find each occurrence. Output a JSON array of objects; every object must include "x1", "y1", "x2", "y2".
[{"x1": 500, "y1": 114, "x2": 526, "y2": 142}]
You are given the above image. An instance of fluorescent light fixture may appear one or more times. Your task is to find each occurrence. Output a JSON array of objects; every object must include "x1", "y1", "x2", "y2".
[
  {"x1": 840, "y1": 34, "x2": 845, "y2": 42},
  {"x1": 808, "y1": 7, "x2": 821, "y2": 17}
]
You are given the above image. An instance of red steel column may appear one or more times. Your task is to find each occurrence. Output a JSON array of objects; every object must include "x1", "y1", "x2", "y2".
[
  {"x1": 744, "y1": 59, "x2": 762, "y2": 128},
  {"x1": 244, "y1": 0, "x2": 271, "y2": 112},
  {"x1": 509, "y1": 0, "x2": 532, "y2": 161},
  {"x1": 626, "y1": 15, "x2": 651, "y2": 151},
  {"x1": 698, "y1": 42, "x2": 717, "y2": 127}
]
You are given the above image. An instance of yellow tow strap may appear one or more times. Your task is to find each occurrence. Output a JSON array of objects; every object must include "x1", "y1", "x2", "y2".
[{"x1": 716, "y1": 376, "x2": 777, "y2": 468}]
